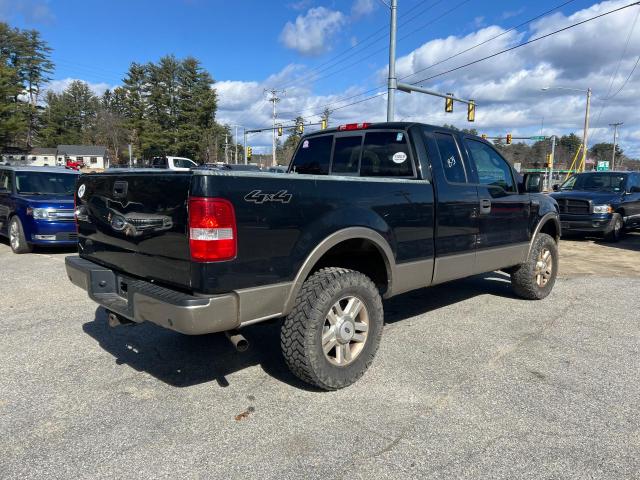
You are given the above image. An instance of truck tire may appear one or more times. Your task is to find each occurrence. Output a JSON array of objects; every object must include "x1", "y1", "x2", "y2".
[
  {"x1": 281, "y1": 267, "x2": 384, "y2": 390},
  {"x1": 8, "y1": 216, "x2": 32, "y2": 254},
  {"x1": 509, "y1": 233, "x2": 558, "y2": 300},
  {"x1": 604, "y1": 213, "x2": 623, "y2": 243}
]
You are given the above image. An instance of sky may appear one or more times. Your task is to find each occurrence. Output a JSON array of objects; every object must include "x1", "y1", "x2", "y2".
[{"x1": 2, "y1": 0, "x2": 640, "y2": 157}]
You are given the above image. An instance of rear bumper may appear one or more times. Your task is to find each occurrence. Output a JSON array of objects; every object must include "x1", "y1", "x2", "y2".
[
  {"x1": 559, "y1": 214, "x2": 616, "y2": 235},
  {"x1": 65, "y1": 256, "x2": 239, "y2": 335}
]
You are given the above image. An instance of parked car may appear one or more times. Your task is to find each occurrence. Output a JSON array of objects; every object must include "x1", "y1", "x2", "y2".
[
  {"x1": 66, "y1": 122, "x2": 560, "y2": 390},
  {"x1": 550, "y1": 171, "x2": 640, "y2": 241},
  {"x1": 0, "y1": 166, "x2": 80, "y2": 253},
  {"x1": 149, "y1": 156, "x2": 198, "y2": 171}
]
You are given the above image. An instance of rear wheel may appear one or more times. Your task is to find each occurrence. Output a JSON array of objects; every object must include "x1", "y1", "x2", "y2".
[
  {"x1": 281, "y1": 267, "x2": 384, "y2": 390},
  {"x1": 510, "y1": 233, "x2": 558, "y2": 300},
  {"x1": 9, "y1": 217, "x2": 32, "y2": 254}
]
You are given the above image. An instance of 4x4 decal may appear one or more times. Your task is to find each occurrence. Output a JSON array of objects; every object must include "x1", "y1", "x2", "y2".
[{"x1": 244, "y1": 190, "x2": 292, "y2": 204}]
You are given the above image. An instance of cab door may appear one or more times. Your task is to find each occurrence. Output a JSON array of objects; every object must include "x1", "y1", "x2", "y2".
[
  {"x1": 461, "y1": 137, "x2": 530, "y2": 273},
  {"x1": 423, "y1": 130, "x2": 479, "y2": 284}
]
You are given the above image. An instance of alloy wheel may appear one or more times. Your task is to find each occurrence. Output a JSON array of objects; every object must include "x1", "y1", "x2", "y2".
[
  {"x1": 534, "y1": 248, "x2": 553, "y2": 287},
  {"x1": 322, "y1": 296, "x2": 369, "y2": 366}
]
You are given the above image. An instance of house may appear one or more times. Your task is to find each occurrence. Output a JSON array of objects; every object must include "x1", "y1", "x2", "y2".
[
  {"x1": 28, "y1": 147, "x2": 60, "y2": 166},
  {"x1": 0, "y1": 147, "x2": 29, "y2": 165},
  {"x1": 57, "y1": 145, "x2": 110, "y2": 169}
]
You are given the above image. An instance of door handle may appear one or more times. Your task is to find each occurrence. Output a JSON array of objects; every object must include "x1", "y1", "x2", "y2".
[{"x1": 479, "y1": 198, "x2": 491, "y2": 214}]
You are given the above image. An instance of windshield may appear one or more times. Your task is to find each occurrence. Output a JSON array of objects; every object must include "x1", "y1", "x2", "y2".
[
  {"x1": 15, "y1": 172, "x2": 77, "y2": 195},
  {"x1": 560, "y1": 173, "x2": 627, "y2": 192}
]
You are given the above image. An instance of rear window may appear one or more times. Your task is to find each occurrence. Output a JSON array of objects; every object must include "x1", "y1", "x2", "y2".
[
  {"x1": 290, "y1": 135, "x2": 332, "y2": 175},
  {"x1": 331, "y1": 136, "x2": 362, "y2": 174},
  {"x1": 360, "y1": 131, "x2": 413, "y2": 177}
]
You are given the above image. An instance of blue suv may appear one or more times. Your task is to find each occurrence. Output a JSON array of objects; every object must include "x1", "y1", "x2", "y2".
[{"x1": 0, "y1": 166, "x2": 80, "y2": 253}]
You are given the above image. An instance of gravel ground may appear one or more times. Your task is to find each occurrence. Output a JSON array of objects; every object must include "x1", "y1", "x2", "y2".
[{"x1": 0, "y1": 238, "x2": 639, "y2": 479}]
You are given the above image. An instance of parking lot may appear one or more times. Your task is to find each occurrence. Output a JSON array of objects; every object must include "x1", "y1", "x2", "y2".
[{"x1": 1, "y1": 234, "x2": 639, "y2": 479}]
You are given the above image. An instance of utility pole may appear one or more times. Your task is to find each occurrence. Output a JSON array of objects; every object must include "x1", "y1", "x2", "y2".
[
  {"x1": 609, "y1": 122, "x2": 623, "y2": 170},
  {"x1": 224, "y1": 133, "x2": 229, "y2": 163},
  {"x1": 243, "y1": 130, "x2": 248, "y2": 164},
  {"x1": 266, "y1": 89, "x2": 285, "y2": 167},
  {"x1": 581, "y1": 88, "x2": 592, "y2": 172},
  {"x1": 386, "y1": 0, "x2": 398, "y2": 121},
  {"x1": 548, "y1": 135, "x2": 556, "y2": 191},
  {"x1": 234, "y1": 125, "x2": 238, "y2": 164}
]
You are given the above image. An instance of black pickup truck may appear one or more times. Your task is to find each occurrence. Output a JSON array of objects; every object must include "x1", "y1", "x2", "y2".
[
  {"x1": 66, "y1": 122, "x2": 560, "y2": 390},
  {"x1": 550, "y1": 171, "x2": 640, "y2": 242}
]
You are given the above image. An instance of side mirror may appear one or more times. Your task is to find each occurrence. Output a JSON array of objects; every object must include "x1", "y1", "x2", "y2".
[
  {"x1": 552, "y1": 184, "x2": 560, "y2": 192},
  {"x1": 630, "y1": 186, "x2": 640, "y2": 193},
  {"x1": 523, "y1": 173, "x2": 543, "y2": 193}
]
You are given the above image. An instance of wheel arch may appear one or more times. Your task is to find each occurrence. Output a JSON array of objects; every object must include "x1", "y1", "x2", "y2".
[
  {"x1": 528, "y1": 212, "x2": 560, "y2": 257},
  {"x1": 282, "y1": 227, "x2": 395, "y2": 315}
]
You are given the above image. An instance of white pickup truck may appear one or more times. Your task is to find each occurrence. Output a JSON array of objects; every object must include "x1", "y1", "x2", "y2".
[{"x1": 149, "y1": 156, "x2": 198, "y2": 171}]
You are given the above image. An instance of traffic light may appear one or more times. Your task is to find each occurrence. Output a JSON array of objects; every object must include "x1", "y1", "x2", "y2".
[
  {"x1": 506, "y1": 133, "x2": 512, "y2": 145},
  {"x1": 321, "y1": 118, "x2": 327, "y2": 130},
  {"x1": 545, "y1": 153, "x2": 552, "y2": 168},
  {"x1": 445, "y1": 94, "x2": 453, "y2": 113},
  {"x1": 481, "y1": 134, "x2": 488, "y2": 139},
  {"x1": 297, "y1": 123, "x2": 304, "y2": 134},
  {"x1": 247, "y1": 146, "x2": 252, "y2": 159},
  {"x1": 277, "y1": 125, "x2": 283, "y2": 137},
  {"x1": 467, "y1": 100, "x2": 475, "y2": 122}
]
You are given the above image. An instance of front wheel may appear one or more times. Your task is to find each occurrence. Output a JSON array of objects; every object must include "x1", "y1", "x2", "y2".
[
  {"x1": 604, "y1": 213, "x2": 623, "y2": 243},
  {"x1": 281, "y1": 267, "x2": 384, "y2": 390},
  {"x1": 9, "y1": 216, "x2": 32, "y2": 254},
  {"x1": 510, "y1": 233, "x2": 558, "y2": 300}
]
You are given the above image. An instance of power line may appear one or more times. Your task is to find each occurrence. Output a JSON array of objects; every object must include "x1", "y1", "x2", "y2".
[
  {"x1": 399, "y1": 0, "x2": 578, "y2": 83},
  {"x1": 280, "y1": 0, "x2": 580, "y2": 120},
  {"x1": 409, "y1": 1, "x2": 640, "y2": 86},
  {"x1": 280, "y1": 0, "x2": 448, "y2": 90},
  {"x1": 607, "y1": 54, "x2": 640, "y2": 99}
]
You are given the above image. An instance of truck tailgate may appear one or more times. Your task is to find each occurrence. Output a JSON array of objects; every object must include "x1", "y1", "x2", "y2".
[{"x1": 76, "y1": 171, "x2": 193, "y2": 290}]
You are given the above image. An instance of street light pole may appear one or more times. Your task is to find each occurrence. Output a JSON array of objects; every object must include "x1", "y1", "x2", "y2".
[
  {"x1": 581, "y1": 88, "x2": 592, "y2": 172},
  {"x1": 386, "y1": 0, "x2": 398, "y2": 122},
  {"x1": 609, "y1": 122, "x2": 623, "y2": 170}
]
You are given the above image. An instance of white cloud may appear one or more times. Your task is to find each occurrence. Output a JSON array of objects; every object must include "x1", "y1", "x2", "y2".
[
  {"x1": 46, "y1": 78, "x2": 112, "y2": 97},
  {"x1": 352, "y1": 0, "x2": 376, "y2": 18},
  {"x1": 0, "y1": 0, "x2": 54, "y2": 24},
  {"x1": 279, "y1": 7, "x2": 346, "y2": 56}
]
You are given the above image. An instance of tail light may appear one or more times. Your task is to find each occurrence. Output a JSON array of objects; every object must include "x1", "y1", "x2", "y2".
[{"x1": 188, "y1": 197, "x2": 237, "y2": 262}]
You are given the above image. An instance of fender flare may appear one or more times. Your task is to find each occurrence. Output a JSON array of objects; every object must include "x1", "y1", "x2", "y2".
[
  {"x1": 528, "y1": 212, "x2": 560, "y2": 257},
  {"x1": 282, "y1": 227, "x2": 395, "y2": 315}
]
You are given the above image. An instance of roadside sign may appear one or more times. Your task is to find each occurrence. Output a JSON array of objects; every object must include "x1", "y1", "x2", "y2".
[
  {"x1": 531, "y1": 136, "x2": 546, "y2": 141},
  {"x1": 597, "y1": 161, "x2": 610, "y2": 171},
  {"x1": 513, "y1": 162, "x2": 522, "y2": 173}
]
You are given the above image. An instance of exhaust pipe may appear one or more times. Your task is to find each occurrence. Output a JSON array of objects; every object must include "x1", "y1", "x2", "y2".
[
  {"x1": 225, "y1": 330, "x2": 249, "y2": 352},
  {"x1": 107, "y1": 311, "x2": 133, "y2": 328}
]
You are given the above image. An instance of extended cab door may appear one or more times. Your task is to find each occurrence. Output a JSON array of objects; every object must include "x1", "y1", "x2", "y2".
[
  {"x1": 461, "y1": 137, "x2": 530, "y2": 273},
  {"x1": 424, "y1": 130, "x2": 479, "y2": 284}
]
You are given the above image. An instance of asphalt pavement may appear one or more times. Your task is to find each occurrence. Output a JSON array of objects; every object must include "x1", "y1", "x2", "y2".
[{"x1": 1, "y1": 239, "x2": 639, "y2": 479}]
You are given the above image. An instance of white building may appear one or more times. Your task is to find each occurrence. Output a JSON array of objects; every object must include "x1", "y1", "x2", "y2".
[
  {"x1": 28, "y1": 148, "x2": 61, "y2": 166},
  {"x1": 57, "y1": 145, "x2": 110, "y2": 169}
]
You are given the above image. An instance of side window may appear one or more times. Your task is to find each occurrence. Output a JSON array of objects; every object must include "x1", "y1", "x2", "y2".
[
  {"x1": 360, "y1": 131, "x2": 413, "y2": 177},
  {"x1": 465, "y1": 139, "x2": 516, "y2": 192},
  {"x1": 0, "y1": 171, "x2": 7, "y2": 191},
  {"x1": 433, "y1": 132, "x2": 467, "y2": 183},
  {"x1": 331, "y1": 135, "x2": 362, "y2": 174},
  {"x1": 290, "y1": 135, "x2": 333, "y2": 175}
]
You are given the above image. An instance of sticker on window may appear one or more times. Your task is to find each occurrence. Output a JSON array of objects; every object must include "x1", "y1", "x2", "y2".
[
  {"x1": 392, "y1": 152, "x2": 407, "y2": 164},
  {"x1": 447, "y1": 156, "x2": 457, "y2": 167},
  {"x1": 396, "y1": 132, "x2": 404, "y2": 141},
  {"x1": 302, "y1": 140, "x2": 309, "y2": 149}
]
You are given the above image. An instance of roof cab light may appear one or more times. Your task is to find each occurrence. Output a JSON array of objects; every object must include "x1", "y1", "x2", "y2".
[
  {"x1": 338, "y1": 122, "x2": 371, "y2": 131},
  {"x1": 188, "y1": 197, "x2": 237, "y2": 262}
]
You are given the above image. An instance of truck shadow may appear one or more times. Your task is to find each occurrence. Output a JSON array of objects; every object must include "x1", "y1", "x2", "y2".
[{"x1": 82, "y1": 272, "x2": 517, "y2": 391}]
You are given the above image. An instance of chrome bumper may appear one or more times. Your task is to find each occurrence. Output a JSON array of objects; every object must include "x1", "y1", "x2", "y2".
[{"x1": 65, "y1": 256, "x2": 239, "y2": 335}]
